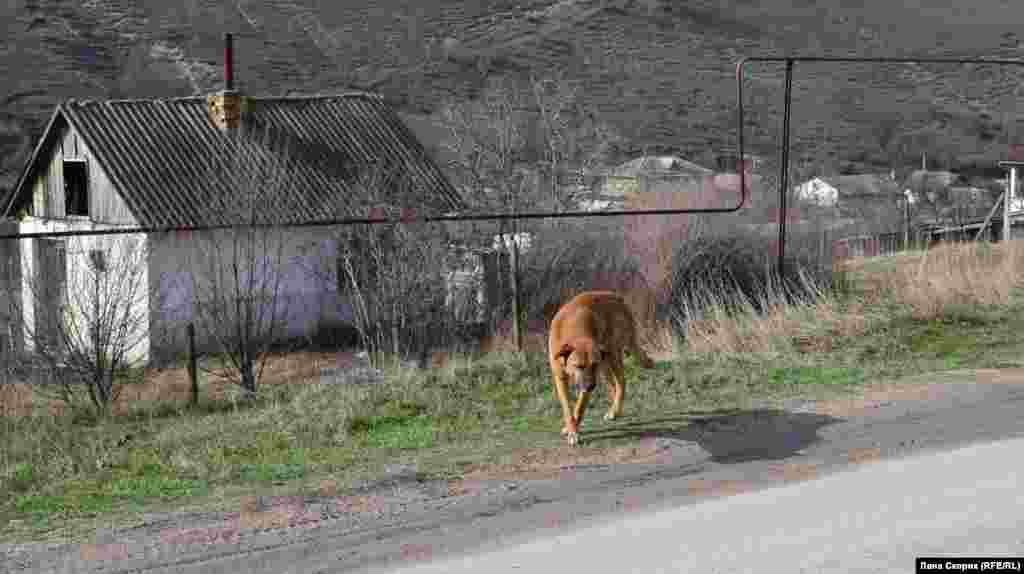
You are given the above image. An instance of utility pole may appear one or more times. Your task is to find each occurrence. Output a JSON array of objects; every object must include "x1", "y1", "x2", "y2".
[
  {"x1": 904, "y1": 193, "x2": 910, "y2": 248},
  {"x1": 510, "y1": 220, "x2": 522, "y2": 353},
  {"x1": 998, "y1": 160, "x2": 1023, "y2": 242}
]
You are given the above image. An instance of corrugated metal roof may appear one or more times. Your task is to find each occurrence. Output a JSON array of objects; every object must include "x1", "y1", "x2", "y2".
[{"x1": 6, "y1": 92, "x2": 463, "y2": 227}]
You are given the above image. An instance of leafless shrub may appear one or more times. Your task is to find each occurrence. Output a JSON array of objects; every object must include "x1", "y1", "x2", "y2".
[
  {"x1": 516, "y1": 217, "x2": 648, "y2": 325},
  {"x1": 2, "y1": 233, "x2": 151, "y2": 415},
  {"x1": 436, "y1": 71, "x2": 627, "y2": 347},
  {"x1": 332, "y1": 164, "x2": 457, "y2": 368},
  {"x1": 183, "y1": 125, "x2": 295, "y2": 399}
]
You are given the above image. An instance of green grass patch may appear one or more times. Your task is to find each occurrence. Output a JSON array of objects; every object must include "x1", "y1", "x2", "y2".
[
  {"x1": 349, "y1": 414, "x2": 437, "y2": 450},
  {"x1": 14, "y1": 471, "x2": 208, "y2": 519},
  {"x1": 10, "y1": 463, "x2": 36, "y2": 492},
  {"x1": 236, "y1": 462, "x2": 306, "y2": 483},
  {"x1": 15, "y1": 491, "x2": 114, "y2": 518},
  {"x1": 106, "y1": 474, "x2": 209, "y2": 502}
]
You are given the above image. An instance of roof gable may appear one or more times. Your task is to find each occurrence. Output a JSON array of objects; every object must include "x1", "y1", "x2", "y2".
[
  {"x1": 611, "y1": 155, "x2": 712, "y2": 178},
  {"x1": 4, "y1": 93, "x2": 463, "y2": 227},
  {"x1": 5, "y1": 105, "x2": 69, "y2": 217},
  {"x1": 817, "y1": 174, "x2": 901, "y2": 197}
]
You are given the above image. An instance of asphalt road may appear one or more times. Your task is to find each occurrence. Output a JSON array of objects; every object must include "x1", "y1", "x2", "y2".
[
  {"x1": 6, "y1": 371, "x2": 1024, "y2": 574},
  {"x1": 377, "y1": 435, "x2": 1024, "y2": 574}
]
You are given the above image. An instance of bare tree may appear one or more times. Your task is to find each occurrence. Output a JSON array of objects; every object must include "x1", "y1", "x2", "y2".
[
  {"x1": 437, "y1": 72, "x2": 631, "y2": 340},
  {"x1": 330, "y1": 163, "x2": 456, "y2": 368},
  {"x1": 1, "y1": 232, "x2": 151, "y2": 415},
  {"x1": 184, "y1": 126, "x2": 293, "y2": 399}
]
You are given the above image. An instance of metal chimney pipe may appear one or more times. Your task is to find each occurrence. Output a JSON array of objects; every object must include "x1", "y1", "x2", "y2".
[{"x1": 225, "y1": 33, "x2": 234, "y2": 91}]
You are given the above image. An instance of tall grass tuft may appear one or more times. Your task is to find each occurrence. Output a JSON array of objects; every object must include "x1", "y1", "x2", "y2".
[{"x1": 676, "y1": 240, "x2": 1024, "y2": 360}]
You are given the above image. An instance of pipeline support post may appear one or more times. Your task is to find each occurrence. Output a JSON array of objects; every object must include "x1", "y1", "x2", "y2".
[
  {"x1": 736, "y1": 56, "x2": 1024, "y2": 280},
  {"x1": 777, "y1": 59, "x2": 794, "y2": 281}
]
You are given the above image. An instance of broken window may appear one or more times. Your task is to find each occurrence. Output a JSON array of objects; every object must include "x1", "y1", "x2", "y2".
[{"x1": 64, "y1": 160, "x2": 88, "y2": 217}]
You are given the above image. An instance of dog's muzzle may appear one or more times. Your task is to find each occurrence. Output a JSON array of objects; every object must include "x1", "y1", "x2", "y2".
[{"x1": 575, "y1": 381, "x2": 597, "y2": 393}]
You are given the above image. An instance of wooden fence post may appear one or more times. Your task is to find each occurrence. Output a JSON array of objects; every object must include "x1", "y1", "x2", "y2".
[
  {"x1": 820, "y1": 228, "x2": 828, "y2": 271},
  {"x1": 187, "y1": 323, "x2": 198, "y2": 407},
  {"x1": 510, "y1": 231, "x2": 523, "y2": 354}
]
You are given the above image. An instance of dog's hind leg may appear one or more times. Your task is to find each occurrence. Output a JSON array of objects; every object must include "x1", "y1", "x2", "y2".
[
  {"x1": 631, "y1": 336, "x2": 656, "y2": 369},
  {"x1": 605, "y1": 355, "x2": 626, "y2": 421}
]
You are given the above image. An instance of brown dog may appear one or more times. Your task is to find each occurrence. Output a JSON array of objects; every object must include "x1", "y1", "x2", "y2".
[{"x1": 548, "y1": 291, "x2": 656, "y2": 447}]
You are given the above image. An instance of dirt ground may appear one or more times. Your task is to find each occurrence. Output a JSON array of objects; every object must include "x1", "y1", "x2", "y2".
[
  {"x1": 807, "y1": 368, "x2": 1024, "y2": 418},
  {"x1": 0, "y1": 350, "x2": 363, "y2": 418}
]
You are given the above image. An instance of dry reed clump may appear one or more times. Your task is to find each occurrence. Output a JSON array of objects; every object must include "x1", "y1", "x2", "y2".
[
  {"x1": 883, "y1": 241, "x2": 1024, "y2": 320},
  {"x1": 681, "y1": 276, "x2": 873, "y2": 357},
  {"x1": 680, "y1": 240, "x2": 1024, "y2": 358}
]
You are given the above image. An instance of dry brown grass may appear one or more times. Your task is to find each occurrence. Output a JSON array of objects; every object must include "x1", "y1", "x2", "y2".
[
  {"x1": 682, "y1": 276, "x2": 873, "y2": 356},
  {"x1": 880, "y1": 241, "x2": 1024, "y2": 319},
  {"x1": 682, "y1": 240, "x2": 1024, "y2": 357}
]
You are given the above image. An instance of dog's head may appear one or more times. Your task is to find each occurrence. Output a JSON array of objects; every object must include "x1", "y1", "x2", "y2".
[{"x1": 556, "y1": 337, "x2": 604, "y2": 391}]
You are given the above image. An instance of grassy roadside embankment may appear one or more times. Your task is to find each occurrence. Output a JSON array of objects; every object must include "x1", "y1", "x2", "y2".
[{"x1": 3, "y1": 240, "x2": 1024, "y2": 543}]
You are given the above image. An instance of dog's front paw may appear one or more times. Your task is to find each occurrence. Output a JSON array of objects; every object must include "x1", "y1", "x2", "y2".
[
  {"x1": 565, "y1": 430, "x2": 580, "y2": 447},
  {"x1": 562, "y1": 419, "x2": 580, "y2": 446},
  {"x1": 603, "y1": 411, "x2": 617, "y2": 421}
]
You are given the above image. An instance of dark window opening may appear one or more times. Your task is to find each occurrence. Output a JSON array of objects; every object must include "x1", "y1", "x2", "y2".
[
  {"x1": 89, "y1": 250, "x2": 107, "y2": 273},
  {"x1": 64, "y1": 160, "x2": 88, "y2": 217}
]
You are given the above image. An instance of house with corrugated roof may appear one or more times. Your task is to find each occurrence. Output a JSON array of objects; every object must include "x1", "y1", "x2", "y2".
[
  {"x1": 602, "y1": 155, "x2": 713, "y2": 199},
  {"x1": 0, "y1": 84, "x2": 464, "y2": 363}
]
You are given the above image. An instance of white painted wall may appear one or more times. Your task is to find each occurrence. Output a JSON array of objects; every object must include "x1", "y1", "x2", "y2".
[
  {"x1": 147, "y1": 226, "x2": 353, "y2": 359},
  {"x1": 0, "y1": 219, "x2": 22, "y2": 352},
  {"x1": 9, "y1": 217, "x2": 151, "y2": 365},
  {"x1": 3, "y1": 219, "x2": 355, "y2": 364}
]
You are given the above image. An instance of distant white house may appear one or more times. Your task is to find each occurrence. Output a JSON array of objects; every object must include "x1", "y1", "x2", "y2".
[
  {"x1": 795, "y1": 173, "x2": 903, "y2": 208},
  {"x1": 795, "y1": 177, "x2": 840, "y2": 207}
]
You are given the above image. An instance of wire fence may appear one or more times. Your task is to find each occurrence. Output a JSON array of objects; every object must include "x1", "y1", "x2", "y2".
[{"x1": 4, "y1": 54, "x2": 1024, "y2": 409}]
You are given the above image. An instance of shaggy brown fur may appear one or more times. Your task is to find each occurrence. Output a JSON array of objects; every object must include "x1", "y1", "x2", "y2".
[{"x1": 547, "y1": 291, "x2": 656, "y2": 446}]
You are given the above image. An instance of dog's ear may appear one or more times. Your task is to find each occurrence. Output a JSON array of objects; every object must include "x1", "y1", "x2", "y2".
[{"x1": 557, "y1": 342, "x2": 574, "y2": 362}]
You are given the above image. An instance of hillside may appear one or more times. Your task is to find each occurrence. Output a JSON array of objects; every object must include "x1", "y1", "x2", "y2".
[{"x1": 4, "y1": 0, "x2": 1024, "y2": 199}]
